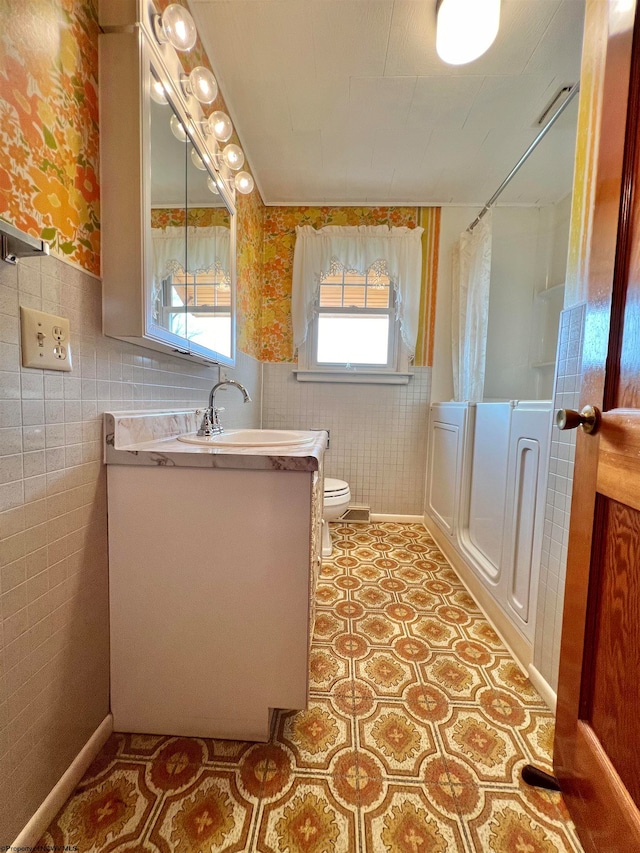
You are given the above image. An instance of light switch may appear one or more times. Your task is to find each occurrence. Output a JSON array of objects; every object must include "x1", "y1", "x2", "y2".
[{"x1": 20, "y1": 306, "x2": 72, "y2": 371}]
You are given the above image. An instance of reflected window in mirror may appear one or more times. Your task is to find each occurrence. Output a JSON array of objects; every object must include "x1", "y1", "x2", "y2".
[{"x1": 149, "y1": 77, "x2": 234, "y2": 361}]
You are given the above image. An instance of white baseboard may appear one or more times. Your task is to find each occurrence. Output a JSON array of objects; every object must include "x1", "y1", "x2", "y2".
[
  {"x1": 12, "y1": 713, "x2": 113, "y2": 848},
  {"x1": 528, "y1": 664, "x2": 557, "y2": 713},
  {"x1": 371, "y1": 514, "x2": 425, "y2": 523}
]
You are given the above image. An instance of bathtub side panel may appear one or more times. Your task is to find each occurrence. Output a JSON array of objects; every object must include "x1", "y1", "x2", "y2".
[{"x1": 464, "y1": 403, "x2": 512, "y2": 580}]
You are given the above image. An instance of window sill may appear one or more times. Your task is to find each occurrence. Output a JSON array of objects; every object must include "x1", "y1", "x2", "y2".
[{"x1": 293, "y1": 369, "x2": 413, "y2": 385}]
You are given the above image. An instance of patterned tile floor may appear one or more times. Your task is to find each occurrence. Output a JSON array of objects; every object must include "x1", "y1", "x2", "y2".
[{"x1": 40, "y1": 522, "x2": 585, "y2": 852}]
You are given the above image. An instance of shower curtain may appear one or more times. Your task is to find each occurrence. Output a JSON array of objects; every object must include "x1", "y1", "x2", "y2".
[{"x1": 451, "y1": 212, "x2": 492, "y2": 402}]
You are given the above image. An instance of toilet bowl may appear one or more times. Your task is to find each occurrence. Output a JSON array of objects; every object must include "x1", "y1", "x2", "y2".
[{"x1": 322, "y1": 477, "x2": 351, "y2": 557}]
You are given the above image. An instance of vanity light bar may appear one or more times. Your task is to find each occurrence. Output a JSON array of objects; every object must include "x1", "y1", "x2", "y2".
[
  {"x1": 153, "y1": 3, "x2": 197, "y2": 52},
  {"x1": 145, "y1": 0, "x2": 254, "y2": 198}
]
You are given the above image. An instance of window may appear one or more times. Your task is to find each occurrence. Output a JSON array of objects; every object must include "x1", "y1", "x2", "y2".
[
  {"x1": 150, "y1": 223, "x2": 233, "y2": 358},
  {"x1": 310, "y1": 265, "x2": 397, "y2": 369},
  {"x1": 292, "y1": 225, "x2": 423, "y2": 383},
  {"x1": 162, "y1": 268, "x2": 232, "y2": 356}
]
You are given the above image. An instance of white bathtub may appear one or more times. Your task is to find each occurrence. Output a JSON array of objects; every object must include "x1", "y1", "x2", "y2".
[{"x1": 426, "y1": 400, "x2": 552, "y2": 654}]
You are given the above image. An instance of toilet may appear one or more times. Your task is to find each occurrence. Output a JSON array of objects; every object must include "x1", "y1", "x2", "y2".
[{"x1": 322, "y1": 477, "x2": 351, "y2": 557}]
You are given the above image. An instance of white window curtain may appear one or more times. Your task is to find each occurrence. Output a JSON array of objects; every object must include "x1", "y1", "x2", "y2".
[
  {"x1": 151, "y1": 225, "x2": 231, "y2": 284},
  {"x1": 451, "y1": 212, "x2": 493, "y2": 402},
  {"x1": 291, "y1": 224, "x2": 424, "y2": 354}
]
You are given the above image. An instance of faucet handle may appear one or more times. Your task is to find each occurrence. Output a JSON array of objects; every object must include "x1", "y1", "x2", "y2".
[{"x1": 197, "y1": 409, "x2": 214, "y2": 436}]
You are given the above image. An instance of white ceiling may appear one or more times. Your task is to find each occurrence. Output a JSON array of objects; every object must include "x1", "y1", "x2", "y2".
[{"x1": 189, "y1": 0, "x2": 585, "y2": 206}]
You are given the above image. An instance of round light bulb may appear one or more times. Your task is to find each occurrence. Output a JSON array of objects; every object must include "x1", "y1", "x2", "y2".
[
  {"x1": 234, "y1": 171, "x2": 254, "y2": 194},
  {"x1": 222, "y1": 143, "x2": 244, "y2": 171},
  {"x1": 155, "y1": 4, "x2": 197, "y2": 52},
  {"x1": 183, "y1": 66, "x2": 218, "y2": 105},
  {"x1": 207, "y1": 175, "x2": 220, "y2": 195},
  {"x1": 150, "y1": 78, "x2": 168, "y2": 105},
  {"x1": 436, "y1": 0, "x2": 500, "y2": 65},
  {"x1": 170, "y1": 113, "x2": 187, "y2": 142},
  {"x1": 208, "y1": 111, "x2": 233, "y2": 142},
  {"x1": 190, "y1": 148, "x2": 207, "y2": 170}
]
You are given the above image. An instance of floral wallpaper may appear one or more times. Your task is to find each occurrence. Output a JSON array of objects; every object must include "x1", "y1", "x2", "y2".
[
  {"x1": 151, "y1": 207, "x2": 230, "y2": 228},
  {"x1": 0, "y1": 0, "x2": 100, "y2": 274},
  {"x1": 261, "y1": 207, "x2": 421, "y2": 363},
  {"x1": 236, "y1": 189, "x2": 265, "y2": 359}
]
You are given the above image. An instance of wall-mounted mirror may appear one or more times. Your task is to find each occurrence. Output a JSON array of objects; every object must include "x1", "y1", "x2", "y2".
[
  {"x1": 148, "y1": 93, "x2": 235, "y2": 361},
  {"x1": 99, "y1": 1, "x2": 236, "y2": 366}
]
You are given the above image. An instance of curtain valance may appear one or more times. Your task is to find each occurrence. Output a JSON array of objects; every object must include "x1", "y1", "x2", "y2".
[
  {"x1": 151, "y1": 225, "x2": 231, "y2": 284},
  {"x1": 291, "y1": 224, "x2": 424, "y2": 354}
]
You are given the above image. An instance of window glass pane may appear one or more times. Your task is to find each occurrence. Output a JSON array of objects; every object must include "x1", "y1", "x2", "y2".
[
  {"x1": 319, "y1": 284, "x2": 343, "y2": 307},
  {"x1": 343, "y1": 285, "x2": 366, "y2": 307},
  {"x1": 317, "y1": 315, "x2": 389, "y2": 365},
  {"x1": 366, "y1": 284, "x2": 390, "y2": 308},
  {"x1": 185, "y1": 314, "x2": 231, "y2": 354}
]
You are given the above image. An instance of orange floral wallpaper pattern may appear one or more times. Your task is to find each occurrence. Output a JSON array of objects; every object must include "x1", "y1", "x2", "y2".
[
  {"x1": 236, "y1": 189, "x2": 265, "y2": 359},
  {"x1": 151, "y1": 207, "x2": 230, "y2": 228},
  {"x1": 261, "y1": 207, "x2": 420, "y2": 363},
  {"x1": 0, "y1": 0, "x2": 100, "y2": 274}
]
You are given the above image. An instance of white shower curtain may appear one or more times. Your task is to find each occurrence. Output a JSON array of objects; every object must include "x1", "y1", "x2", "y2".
[{"x1": 451, "y1": 212, "x2": 492, "y2": 402}]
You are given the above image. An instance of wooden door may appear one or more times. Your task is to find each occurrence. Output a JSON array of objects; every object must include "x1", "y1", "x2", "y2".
[{"x1": 554, "y1": 2, "x2": 640, "y2": 851}]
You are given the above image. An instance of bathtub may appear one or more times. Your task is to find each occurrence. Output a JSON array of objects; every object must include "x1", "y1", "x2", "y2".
[{"x1": 426, "y1": 400, "x2": 552, "y2": 656}]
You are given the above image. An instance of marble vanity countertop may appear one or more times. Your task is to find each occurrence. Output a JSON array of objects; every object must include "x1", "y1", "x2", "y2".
[{"x1": 104, "y1": 410, "x2": 327, "y2": 472}]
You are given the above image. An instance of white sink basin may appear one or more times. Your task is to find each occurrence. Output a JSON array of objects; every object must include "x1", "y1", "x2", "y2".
[{"x1": 177, "y1": 428, "x2": 317, "y2": 447}]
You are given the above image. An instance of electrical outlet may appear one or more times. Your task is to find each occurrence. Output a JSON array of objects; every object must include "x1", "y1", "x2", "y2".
[{"x1": 20, "y1": 306, "x2": 72, "y2": 371}]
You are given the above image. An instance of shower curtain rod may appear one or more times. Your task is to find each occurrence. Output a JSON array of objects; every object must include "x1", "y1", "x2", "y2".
[{"x1": 467, "y1": 82, "x2": 581, "y2": 232}]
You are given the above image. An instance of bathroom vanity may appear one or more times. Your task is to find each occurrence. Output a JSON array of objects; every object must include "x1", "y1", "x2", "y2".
[{"x1": 104, "y1": 410, "x2": 326, "y2": 742}]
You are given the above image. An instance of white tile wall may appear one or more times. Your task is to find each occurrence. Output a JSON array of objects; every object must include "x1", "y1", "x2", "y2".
[
  {"x1": 0, "y1": 253, "x2": 260, "y2": 842},
  {"x1": 262, "y1": 364, "x2": 431, "y2": 515},
  {"x1": 533, "y1": 302, "x2": 586, "y2": 691}
]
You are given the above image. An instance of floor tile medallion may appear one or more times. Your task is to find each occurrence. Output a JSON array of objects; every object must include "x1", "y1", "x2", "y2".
[{"x1": 39, "y1": 522, "x2": 584, "y2": 852}]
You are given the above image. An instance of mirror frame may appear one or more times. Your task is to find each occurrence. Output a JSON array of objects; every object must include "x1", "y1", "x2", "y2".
[{"x1": 99, "y1": 0, "x2": 237, "y2": 367}]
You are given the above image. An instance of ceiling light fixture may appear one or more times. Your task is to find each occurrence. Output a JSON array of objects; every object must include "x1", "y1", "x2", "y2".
[
  {"x1": 182, "y1": 66, "x2": 218, "y2": 104},
  {"x1": 154, "y1": 3, "x2": 197, "y2": 52},
  {"x1": 436, "y1": 0, "x2": 500, "y2": 66}
]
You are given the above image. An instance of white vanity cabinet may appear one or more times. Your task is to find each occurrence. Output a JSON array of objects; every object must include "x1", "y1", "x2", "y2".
[{"x1": 105, "y1": 411, "x2": 325, "y2": 742}]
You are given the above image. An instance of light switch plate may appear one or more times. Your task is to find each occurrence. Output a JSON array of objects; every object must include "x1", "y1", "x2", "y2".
[{"x1": 20, "y1": 306, "x2": 72, "y2": 371}]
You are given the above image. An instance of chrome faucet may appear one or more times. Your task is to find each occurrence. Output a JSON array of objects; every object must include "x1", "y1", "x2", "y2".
[{"x1": 198, "y1": 380, "x2": 252, "y2": 436}]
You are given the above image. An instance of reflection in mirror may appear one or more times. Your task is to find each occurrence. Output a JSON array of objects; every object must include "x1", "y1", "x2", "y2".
[
  {"x1": 185, "y1": 133, "x2": 232, "y2": 359},
  {"x1": 149, "y1": 70, "x2": 232, "y2": 359}
]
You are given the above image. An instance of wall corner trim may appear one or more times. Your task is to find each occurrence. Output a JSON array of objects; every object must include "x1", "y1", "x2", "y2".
[
  {"x1": 11, "y1": 714, "x2": 114, "y2": 848},
  {"x1": 527, "y1": 663, "x2": 558, "y2": 713}
]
